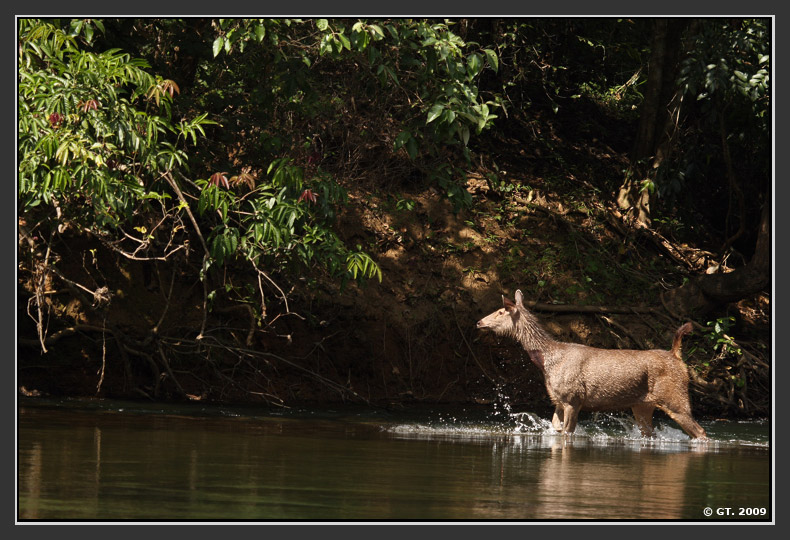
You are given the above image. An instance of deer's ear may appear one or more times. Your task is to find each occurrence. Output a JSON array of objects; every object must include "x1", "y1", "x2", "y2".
[
  {"x1": 503, "y1": 296, "x2": 517, "y2": 313},
  {"x1": 515, "y1": 289, "x2": 524, "y2": 306}
]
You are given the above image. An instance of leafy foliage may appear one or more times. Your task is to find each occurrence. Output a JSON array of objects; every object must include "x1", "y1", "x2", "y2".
[
  {"x1": 657, "y1": 19, "x2": 770, "y2": 216},
  {"x1": 18, "y1": 17, "x2": 383, "y2": 332},
  {"x1": 704, "y1": 316, "x2": 743, "y2": 357},
  {"x1": 195, "y1": 157, "x2": 381, "y2": 283},
  {"x1": 206, "y1": 18, "x2": 502, "y2": 207},
  {"x1": 20, "y1": 17, "x2": 771, "y2": 297},
  {"x1": 18, "y1": 19, "x2": 198, "y2": 228},
  {"x1": 678, "y1": 19, "x2": 770, "y2": 115}
]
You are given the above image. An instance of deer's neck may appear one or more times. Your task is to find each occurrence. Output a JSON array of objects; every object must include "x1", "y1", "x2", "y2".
[{"x1": 513, "y1": 308, "x2": 554, "y2": 353}]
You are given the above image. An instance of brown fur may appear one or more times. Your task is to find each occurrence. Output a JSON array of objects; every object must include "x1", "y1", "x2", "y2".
[{"x1": 477, "y1": 290, "x2": 706, "y2": 439}]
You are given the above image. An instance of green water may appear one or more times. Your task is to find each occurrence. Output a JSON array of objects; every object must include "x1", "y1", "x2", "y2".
[{"x1": 17, "y1": 399, "x2": 772, "y2": 521}]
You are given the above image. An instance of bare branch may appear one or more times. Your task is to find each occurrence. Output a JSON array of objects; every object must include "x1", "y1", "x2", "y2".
[
  {"x1": 453, "y1": 308, "x2": 496, "y2": 383},
  {"x1": 256, "y1": 268, "x2": 290, "y2": 314},
  {"x1": 156, "y1": 342, "x2": 186, "y2": 397},
  {"x1": 89, "y1": 229, "x2": 187, "y2": 261},
  {"x1": 166, "y1": 171, "x2": 210, "y2": 257},
  {"x1": 153, "y1": 265, "x2": 177, "y2": 334},
  {"x1": 18, "y1": 323, "x2": 109, "y2": 347}
]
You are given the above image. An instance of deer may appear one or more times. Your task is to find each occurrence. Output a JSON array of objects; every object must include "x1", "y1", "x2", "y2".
[{"x1": 476, "y1": 290, "x2": 707, "y2": 439}]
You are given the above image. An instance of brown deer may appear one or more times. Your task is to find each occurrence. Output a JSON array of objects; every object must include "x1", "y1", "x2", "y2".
[{"x1": 477, "y1": 290, "x2": 707, "y2": 439}]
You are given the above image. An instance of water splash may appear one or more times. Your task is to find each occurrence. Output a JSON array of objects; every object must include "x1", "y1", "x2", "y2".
[
  {"x1": 384, "y1": 407, "x2": 768, "y2": 452},
  {"x1": 490, "y1": 384, "x2": 515, "y2": 419},
  {"x1": 510, "y1": 411, "x2": 555, "y2": 433}
]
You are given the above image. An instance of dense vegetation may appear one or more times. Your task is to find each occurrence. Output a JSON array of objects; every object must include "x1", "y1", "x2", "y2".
[{"x1": 18, "y1": 18, "x2": 771, "y2": 416}]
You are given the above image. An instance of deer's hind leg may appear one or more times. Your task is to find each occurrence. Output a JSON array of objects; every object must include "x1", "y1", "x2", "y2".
[{"x1": 659, "y1": 405, "x2": 707, "y2": 440}]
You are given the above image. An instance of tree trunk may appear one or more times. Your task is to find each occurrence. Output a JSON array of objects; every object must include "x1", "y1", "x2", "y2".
[
  {"x1": 661, "y1": 185, "x2": 771, "y2": 317},
  {"x1": 617, "y1": 19, "x2": 689, "y2": 227}
]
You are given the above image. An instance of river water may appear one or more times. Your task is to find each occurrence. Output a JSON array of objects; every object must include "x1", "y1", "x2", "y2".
[{"x1": 17, "y1": 398, "x2": 772, "y2": 522}]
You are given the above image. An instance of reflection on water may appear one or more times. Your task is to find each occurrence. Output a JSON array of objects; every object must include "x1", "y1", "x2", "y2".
[{"x1": 17, "y1": 399, "x2": 771, "y2": 521}]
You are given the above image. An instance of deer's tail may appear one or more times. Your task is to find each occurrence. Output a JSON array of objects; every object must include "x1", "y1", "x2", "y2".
[{"x1": 671, "y1": 322, "x2": 694, "y2": 360}]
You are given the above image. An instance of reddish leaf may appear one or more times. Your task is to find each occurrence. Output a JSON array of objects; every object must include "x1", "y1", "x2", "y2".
[
  {"x1": 298, "y1": 189, "x2": 318, "y2": 204},
  {"x1": 79, "y1": 99, "x2": 99, "y2": 113},
  {"x1": 161, "y1": 79, "x2": 180, "y2": 98},
  {"x1": 48, "y1": 112, "x2": 64, "y2": 127},
  {"x1": 209, "y1": 172, "x2": 229, "y2": 189},
  {"x1": 229, "y1": 166, "x2": 256, "y2": 190}
]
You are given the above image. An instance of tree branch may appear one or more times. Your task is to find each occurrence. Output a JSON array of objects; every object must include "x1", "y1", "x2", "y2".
[{"x1": 523, "y1": 300, "x2": 661, "y2": 315}]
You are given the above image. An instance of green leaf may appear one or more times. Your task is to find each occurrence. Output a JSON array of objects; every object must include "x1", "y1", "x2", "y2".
[
  {"x1": 226, "y1": 229, "x2": 238, "y2": 254},
  {"x1": 385, "y1": 24, "x2": 399, "y2": 41},
  {"x1": 482, "y1": 48, "x2": 499, "y2": 72},
  {"x1": 337, "y1": 33, "x2": 351, "y2": 50},
  {"x1": 467, "y1": 53, "x2": 482, "y2": 76},
  {"x1": 316, "y1": 19, "x2": 329, "y2": 31},
  {"x1": 369, "y1": 25, "x2": 385, "y2": 39},
  {"x1": 351, "y1": 29, "x2": 369, "y2": 50},
  {"x1": 405, "y1": 137, "x2": 418, "y2": 160},
  {"x1": 255, "y1": 24, "x2": 266, "y2": 42},
  {"x1": 212, "y1": 37, "x2": 224, "y2": 57},
  {"x1": 426, "y1": 103, "x2": 444, "y2": 124},
  {"x1": 319, "y1": 34, "x2": 331, "y2": 56},
  {"x1": 394, "y1": 130, "x2": 411, "y2": 150}
]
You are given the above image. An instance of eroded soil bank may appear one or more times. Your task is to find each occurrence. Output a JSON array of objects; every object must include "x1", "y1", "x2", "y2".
[{"x1": 18, "y1": 150, "x2": 771, "y2": 418}]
